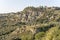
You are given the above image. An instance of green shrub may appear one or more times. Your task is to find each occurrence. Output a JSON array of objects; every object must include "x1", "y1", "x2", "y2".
[{"x1": 35, "y1": 32, "x2": 45, "y2": 40}]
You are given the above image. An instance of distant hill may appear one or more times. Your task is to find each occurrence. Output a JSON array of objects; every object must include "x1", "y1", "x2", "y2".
[{"x1": 0, "y1": 6, "x2": 60, "y2": 40}]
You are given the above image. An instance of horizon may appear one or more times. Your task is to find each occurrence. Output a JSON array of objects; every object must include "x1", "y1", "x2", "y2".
[{"x1": 0, "y1": 0, "x2": 60, "y2": 13}]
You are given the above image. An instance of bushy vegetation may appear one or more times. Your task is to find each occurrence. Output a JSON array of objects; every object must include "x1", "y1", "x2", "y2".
[{"x1": 0, "y1": 6, "x2": 60, "y2": 40}]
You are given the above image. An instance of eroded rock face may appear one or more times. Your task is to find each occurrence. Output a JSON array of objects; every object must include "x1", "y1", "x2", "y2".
[
  {"x1": 0, "y1": 7, "x2": 44, "y2": 23},
  {"x1": 0, "y1": 7, "x2": 56, "y2": 24}
]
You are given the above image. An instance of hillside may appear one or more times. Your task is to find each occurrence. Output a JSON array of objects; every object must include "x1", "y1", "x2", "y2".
[{"x1": 0, "y1": 6, "x2": 60, "y2": 40}]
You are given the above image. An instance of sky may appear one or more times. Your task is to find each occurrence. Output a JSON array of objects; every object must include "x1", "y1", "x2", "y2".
[{"x1": 0, "y1": 0, "x2": 60, "y2": 13}]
